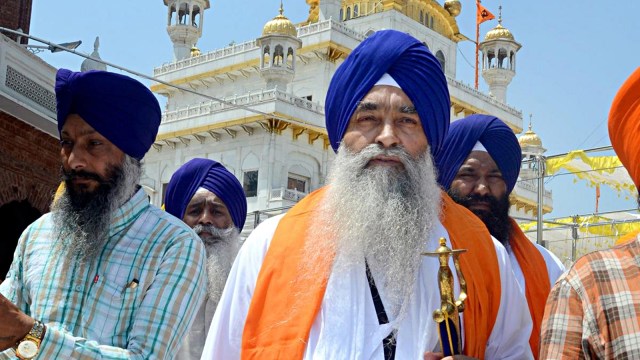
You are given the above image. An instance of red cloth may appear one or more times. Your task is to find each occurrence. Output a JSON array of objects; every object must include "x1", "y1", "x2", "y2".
[
  {"x1": 508, "y1": 218, "x2": 552, "y2": 359},
  {"x1": 609, "y1": 67, "x2": 640, "y2": 188},
  {"x1": 242, "y1": 187, "x2": 502, "y2": 359}
]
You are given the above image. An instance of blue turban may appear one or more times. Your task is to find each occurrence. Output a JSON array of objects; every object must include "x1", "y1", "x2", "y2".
[
  {"x1": 325, "y1": 30, "x2": 450, "y2": 155},
  {"x1": 55, "y1": 68, "x2": 161, "y2": 160},
  {"x1": 435, "y1": 114, "x2": 522, "y2": 194},
  {"x1": 164, "y1": 158, "x2": 247, "y2": 231}
]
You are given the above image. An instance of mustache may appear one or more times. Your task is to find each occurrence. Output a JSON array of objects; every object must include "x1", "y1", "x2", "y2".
[
  {"x1": 354, "y1": 144, "x2": 415, "y2": 168},
  {"x1": 62, "y1": 169, "x2": 105, "y2": 183},
  {"x1": 193, "y1": 224, "x2": 235, "y2": 243}
]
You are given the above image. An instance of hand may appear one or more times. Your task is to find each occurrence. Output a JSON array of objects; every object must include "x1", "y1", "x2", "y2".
[
  {"x1": 424, "y1": 352, "x2": 479, "y2": 360},
  {"x1": 0, "y1": 293, "x2": 34, "y2": 350}
]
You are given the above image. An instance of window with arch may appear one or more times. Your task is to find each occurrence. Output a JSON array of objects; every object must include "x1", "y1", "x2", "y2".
[
  {"x1": 287, "y1": 47, "x2": 294, "y2": 69},
  {"x1": 191, "y1": 5, "x2": 201, "y2": 27},
  {"x1": 346, "y1": 7, "x2": 351, "y2": 20},
  {"x1": 435, "y1": 50, "x2": 446, "y2": 71},
  {"x1": 354, "y1": 5, "x2": 359, "y2": 17},
  {"x1": 168, "y1": 5, "x2": 176, "y2": 25},
  {"x1": 263, "y1": 45, "x2": 270, "y2": 67},
  {"x1": 274, "y1": 45, "x2": 284, "y2": 66},
  {"x1": 243, "y1": 170, "x2": 259, "y2": 197},
  {"x1": 340, "y1": 8, "x2": 344, "y2": 20},
  {"x1": 178, "y1": 3, "x2": 189, "y2": 25},
  {"x1": 419, "y1": 10, "x2": 424, "y2": 24}
]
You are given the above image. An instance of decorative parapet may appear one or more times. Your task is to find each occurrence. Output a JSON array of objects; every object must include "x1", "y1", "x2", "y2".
[
  {"x1": 269, "y1": 187, "x2": 308, "y2": 202},
  {"x1": 446, "y1": 75, "x2": 522, "y2": 119},
  {"x1": 153, "y1": 19, "x2": 364, "y2": 77},
  {"x1": 161, "y1": 88, "x2": 325, "y2": 124}
]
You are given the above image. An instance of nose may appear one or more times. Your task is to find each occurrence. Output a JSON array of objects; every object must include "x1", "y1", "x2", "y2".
[
  {"x1": 375, "y1": 121, "x2": 399, "y2": 149},
  {"x1": 198, "y1": 209, "x2": 214, "y2": 226},
  {"x1": 65, "y1": 146, "x2": 88, "y2": 171},
  {"x1": 473, "y1": 178, "x2": 491, "y2": 197}
]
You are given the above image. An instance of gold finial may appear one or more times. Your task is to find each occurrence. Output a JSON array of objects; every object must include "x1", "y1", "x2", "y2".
[
  {"x1": 279, "y1": 0, "x2": 284, "y2": 15},
  {"x1": 529, "y1": 113, "x2": 533, "y2": 131},
  {"x1": 498, "y1": 5, "x2": 502, "y2": 25}
]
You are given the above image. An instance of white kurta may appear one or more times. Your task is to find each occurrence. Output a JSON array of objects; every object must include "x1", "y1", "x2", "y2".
[
  {"x1": 176, "y1": 297, "x2": 217, "y2": 360},
  {"x1": 201, "y1": 215, "x2": 534, "y2": 360},
  {"x1": 508, "y1": 242, "x2": 566, "y2": 293}
]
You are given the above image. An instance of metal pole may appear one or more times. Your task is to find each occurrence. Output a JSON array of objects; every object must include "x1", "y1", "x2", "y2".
[
  {"x1": 536, "y1": 154, "x2": 546, "y2": 246},
  {"x1": 571, "y1": 215, "x2": 579, "y2": 262}
]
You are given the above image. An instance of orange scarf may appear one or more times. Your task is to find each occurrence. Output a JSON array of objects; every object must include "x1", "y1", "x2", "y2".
[
  {"x1": 242, "y1": 188, "x2": 501, "y2": 359},
  {"x1": 508, "y1": 218, "x2": 551, "y2": 359}
]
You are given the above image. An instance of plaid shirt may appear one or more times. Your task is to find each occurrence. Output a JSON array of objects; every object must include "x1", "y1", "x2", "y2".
[
  {"x1": 540, "y1": 236, "x2": 640, "y2": 359},
  {"x1": 0, "y1": 189, "x2": 207, "y2": 359}
]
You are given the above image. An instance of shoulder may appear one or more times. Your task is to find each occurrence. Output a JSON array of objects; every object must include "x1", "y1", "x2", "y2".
[
  {"x1": 138, "y1": 204, "x2": 205, "y2": 255},
  {"x1": 240, "y1": 214, "x2": 285, "y2": 259},
  {"x1": 534, "y1": 243, "x2": 566, "y2": 280},
  {"x1": 559, "y1": 241, "x2": 638, "y2": 296}
]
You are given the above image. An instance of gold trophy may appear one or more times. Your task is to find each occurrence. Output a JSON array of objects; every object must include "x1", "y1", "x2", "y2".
[{"x1": 422, "y1": 237, "x2": 467, "y2": 356}]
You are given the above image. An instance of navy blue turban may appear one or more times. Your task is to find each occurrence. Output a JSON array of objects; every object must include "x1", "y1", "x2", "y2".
[
  {"x1": 164, "y1": 158, "x2": 247, "y2": 231},
  {"x1": 325, "y1": 30, "x2": 450, "y2": 155},
  {"x1": 435, "y1": 114, "x2": 522, "y2": 194},
  {"x1": 55, "y1": 68, "x2": 161, "y2": 160}
]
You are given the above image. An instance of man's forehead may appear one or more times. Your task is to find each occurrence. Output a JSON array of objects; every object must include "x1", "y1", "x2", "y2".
[
  {"x1": 189, "y1": 188, "x2": 228, "y2": 206},
  {"x1": 462, "y1": 151, "x2": 500, "y2": 170}
]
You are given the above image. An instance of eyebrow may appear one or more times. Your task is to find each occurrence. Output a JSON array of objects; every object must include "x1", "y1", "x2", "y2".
[
  {"x1": 60, "y1": 129, "x2": 98, "y2": 137},
  {"x1": 355, "y1": 101, "x2": 378, "y2": 112},
  {"x1": 399, "y1": 104, "x2": 418, "y2": 114}
]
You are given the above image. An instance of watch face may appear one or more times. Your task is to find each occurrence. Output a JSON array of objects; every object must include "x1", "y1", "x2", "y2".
[{"x1": 17, "y1": 339, "x2": 38, "y2": 358}]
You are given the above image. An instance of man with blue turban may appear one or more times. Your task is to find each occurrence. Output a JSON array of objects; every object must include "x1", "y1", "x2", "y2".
[
  {"x1": 203, "y1": 30, "x2": 532, "y2": 360},
  {"x1": 436, "y1": 114, "x2": 565, "y2": 358},
  {"x1": 0, "y1": 69, "x2": 206, "y2": 359},
  {"x1": 164, "y1": 158, "x2": 247, "y2": 360}
]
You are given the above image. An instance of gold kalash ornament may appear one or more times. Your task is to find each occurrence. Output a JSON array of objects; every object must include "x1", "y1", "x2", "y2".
[{"x1": 422, "y1": 237, "x2": 468, "y2": 356}]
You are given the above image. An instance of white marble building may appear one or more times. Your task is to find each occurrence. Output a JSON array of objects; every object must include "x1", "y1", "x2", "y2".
[{"x1": 143, "y1": 0, "x2": 552, "y2": 232}]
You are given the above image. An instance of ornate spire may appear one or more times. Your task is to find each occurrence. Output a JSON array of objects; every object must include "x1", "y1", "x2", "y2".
[
  {"x1": 498, "y1": 5, "x2": 503, "y2": 25},
  {"x1": 279, "y1": 0, "x2": 284, "y2": 15}
]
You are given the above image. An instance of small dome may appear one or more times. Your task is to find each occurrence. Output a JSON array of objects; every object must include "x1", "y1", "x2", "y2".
[
  {"x1": 444, "y1": 0, "x2": 462, "y2": 17},
  {"x1": 190, "y1": 46, "x2": 201, "y2": 57},
  {"x1": 81, "y1": 36, "x2": 107, "y2": 72},
  {"x1": 519, "y1": 123, "x2": 542, "y2": 147},
  {"x1": 262, "y1": 3, "x2": 297, "y2": 37},
  {"x1": 484, "y1": 23, "x2": 514, "y2": 41}
]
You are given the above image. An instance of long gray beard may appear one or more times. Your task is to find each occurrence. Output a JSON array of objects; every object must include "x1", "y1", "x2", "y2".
[
  {"x1": 51, "y1": 155, "x2": 141, "y2": 264},
  {"x1": 200, "y1": 226, "x2": 241, "y2": 307},
  {"x1": 306, "y1": 143, "x2": 441, "y2": 322}
]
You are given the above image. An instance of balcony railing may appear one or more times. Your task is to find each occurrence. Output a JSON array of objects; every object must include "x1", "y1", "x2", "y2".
[
  {"x1": 270, "y1": 187, "x2": 308, "y2": 202},
  {"x1": 161, "y1": 88, "x2": 324, "y2": 124}
]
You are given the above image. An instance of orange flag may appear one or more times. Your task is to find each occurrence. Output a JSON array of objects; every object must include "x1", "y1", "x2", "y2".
[{"x1": 476, "y1": 2, "x2": 495, "y2": 25}]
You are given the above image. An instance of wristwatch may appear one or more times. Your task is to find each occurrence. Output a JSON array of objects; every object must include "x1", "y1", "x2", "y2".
[{"x1": 15, "y1": 320, "x2": 45, "y2": 360}]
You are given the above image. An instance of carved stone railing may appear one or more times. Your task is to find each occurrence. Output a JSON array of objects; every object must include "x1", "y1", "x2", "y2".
[
  {"x1": 269, "y1": 187, "x2": 308, "y2": 202},
  {"x1": 154, "y1": 39, "x2": 259, "y2": 76},
  {"x1": 161, "y1": 88, "x2": 324, "y2": 124},
  {"x1": 447, "y1": 75, "x2": 522, "y2": 118}
]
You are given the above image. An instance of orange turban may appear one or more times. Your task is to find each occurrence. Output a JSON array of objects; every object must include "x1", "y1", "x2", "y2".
[{"x1": 609, "y1": 68, "x2": 640, "y2": 188}]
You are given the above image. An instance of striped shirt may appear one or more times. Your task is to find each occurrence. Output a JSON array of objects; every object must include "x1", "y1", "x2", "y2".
[
  {"x1": 540, "y1": 235, "x2": 640, "y2": 359},
  {"x1": 0, "y1": 189, "x2": 207, "y2": 359}
]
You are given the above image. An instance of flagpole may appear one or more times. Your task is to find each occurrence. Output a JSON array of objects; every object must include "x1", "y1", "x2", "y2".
[{"x1": 475, "y1": 0, "x2": 480, "y2": 90}]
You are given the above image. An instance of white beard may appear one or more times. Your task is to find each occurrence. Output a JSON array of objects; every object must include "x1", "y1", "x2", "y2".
[
  {"x1": 199, "y1": 226, "x2": 241, "y2": 307},
  {"x1": 305, "y1": 143, "x2": 442, "y2": 323}
]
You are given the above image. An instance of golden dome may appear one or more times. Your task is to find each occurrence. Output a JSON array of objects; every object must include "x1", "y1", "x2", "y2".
[
  {"x1": 262, "y1": 3, "x2": 297, "y2": 37},
  {"x1": 190, "y1": 46, "x2": 201, "y2": 57},
  {"x1": 484, "y1": 23, "x2": 514, "y2": 41},
  {"x1": 444, "y1": 0, "x2": 462, "y2": 17},
  {"x1": 519, "y1": 123, "x2": 542, "y2": 147}
]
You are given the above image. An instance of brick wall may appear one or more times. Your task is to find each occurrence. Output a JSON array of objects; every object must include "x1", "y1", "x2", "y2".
[
  {"x1": 0, "y1": 0, "x2": 32, "y2": 44},
  {"x1": 0, "y1": 111, "x2": 60, "y2": 212}
]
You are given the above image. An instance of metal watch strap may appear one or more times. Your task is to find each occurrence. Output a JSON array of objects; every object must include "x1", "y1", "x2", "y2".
[{"x1": 15, "y1": 320, "x2": 45, "y2": 359}]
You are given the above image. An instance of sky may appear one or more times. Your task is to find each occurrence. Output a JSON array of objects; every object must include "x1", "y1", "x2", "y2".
[{"x1": 26, "y1": 0, "x2": 640, "y2": 219}]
